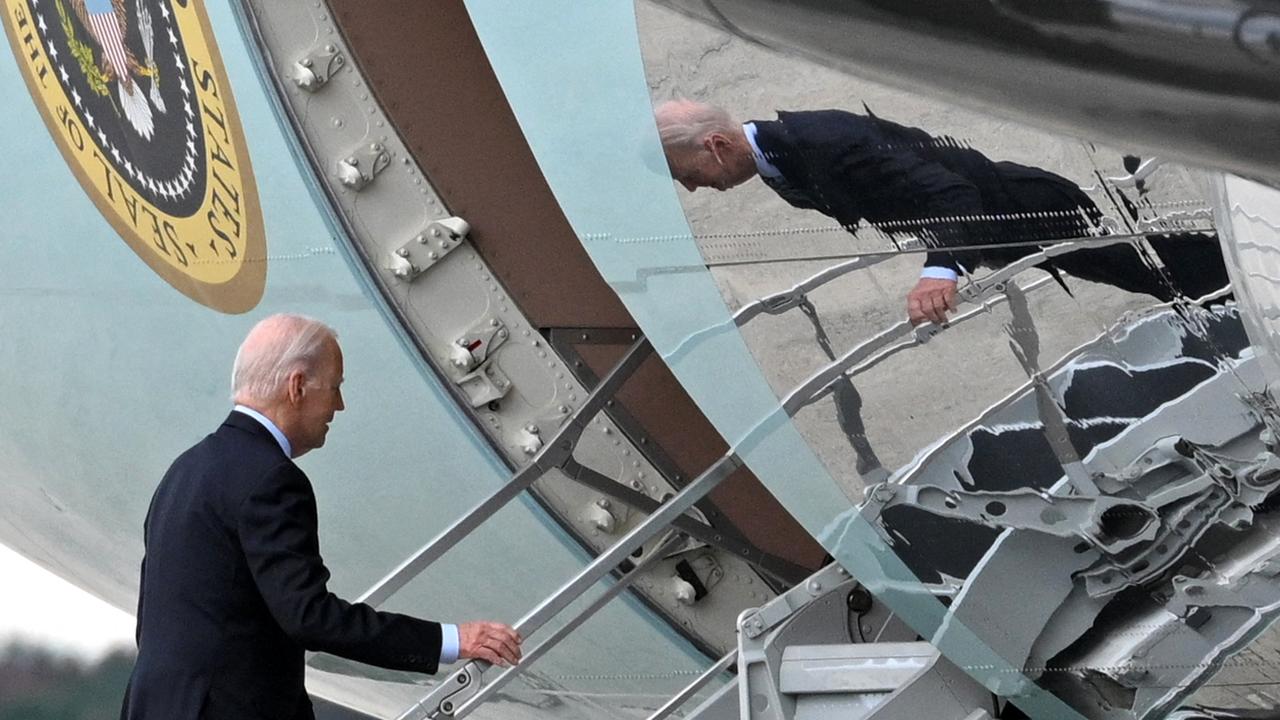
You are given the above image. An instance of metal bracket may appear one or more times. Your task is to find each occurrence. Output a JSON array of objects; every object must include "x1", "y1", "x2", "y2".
[
  {"x1": 390, "y1": 217, "x2": 471, "y2": 281},
  {"x1": 741, "y1": 562, "x2": 854, "y2": 640},
  {"x1": 448, "y1": 314, "x2": 507, "y2": 372},
  {"x1": 456, "y1": 362, "x2": 511, "y2": 409},
  {"x1": 509, "y1": 407, "x2": 572, "y2": 458},
  {"x1": 669, "y1": 553, "x2": 723, "y2": 605},
  {"x1": 585, "y1": 497, "x2": 621, "y2": 533},
  {"x1": 435, "y1": 666, "x2": 482, "y2": 717},
  {"x1": 513, "y1": 424, "x2": 544, "y2": 457},
  {"x1": 861, "y1": 482, "x2": 1158, "y2": 554},
  {"x1": 336, "y1": 142, "x2": 391, "y2": 191},
  {"x1": 290, "y1": 44, "x2": 345, "y2": 91},
  {"x1": 1166, "y1": 557, "x2": 1280, "y2": 618}
]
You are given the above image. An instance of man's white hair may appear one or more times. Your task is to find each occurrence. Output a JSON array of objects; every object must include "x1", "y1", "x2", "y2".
[
  {"x1": 231, "y1": 314, "x2": 338, "y2": 402},
  {"x1": 654, "y1": 99, "x2": 738, "y2": 152}
]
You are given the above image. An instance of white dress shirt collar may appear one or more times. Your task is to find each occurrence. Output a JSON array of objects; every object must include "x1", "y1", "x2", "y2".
[
  {"x1": 743, "y1": 122, "x2": 782, "y2": 179},
  {"x1": 233, "y1": 405, "x2": 293, "y2": 459}
]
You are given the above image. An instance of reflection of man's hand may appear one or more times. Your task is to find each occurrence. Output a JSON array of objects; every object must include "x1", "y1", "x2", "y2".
[
  {"x1": 907, "y1": 278, "x2": 958, "y2": 326},
  {"x1": 458, "y1": 621, "x2": 523, "y2": 667}
]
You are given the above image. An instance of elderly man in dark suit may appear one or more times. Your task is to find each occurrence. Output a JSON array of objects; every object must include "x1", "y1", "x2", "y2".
[
  {"x1": 653, "y1": 100, "x2": 1228, "y2": 325},
  {"x1": 121, "y1": 314, "x2": 521, "y2": 720}
]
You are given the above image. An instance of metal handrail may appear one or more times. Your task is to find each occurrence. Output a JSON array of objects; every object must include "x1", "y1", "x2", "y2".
[
  {"x1": 352, "y1": 337, "x2": 653, "y2": 609},
  {"x1": 395, "y1": 453, "x2": 743, "y2": 720},
  {"x1": 450, "y1": 531, "x2": 686, "y2": 718}
]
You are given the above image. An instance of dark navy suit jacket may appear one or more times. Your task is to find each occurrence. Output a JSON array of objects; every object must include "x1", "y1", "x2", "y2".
[
  {"x1": 749, "y1": 110, "x2": 1229, "y2": 301},
  {"x1": 121, "y1": 412, "x2": 442, "y2": 720},
  {"x1": 750, "y1": 109, "x2": 1101, "y2": 274}
]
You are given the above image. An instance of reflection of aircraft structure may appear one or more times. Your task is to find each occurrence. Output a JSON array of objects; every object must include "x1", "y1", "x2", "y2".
[{"x1": 2, "y1": 1, "x2": 1280, "y2": 720}]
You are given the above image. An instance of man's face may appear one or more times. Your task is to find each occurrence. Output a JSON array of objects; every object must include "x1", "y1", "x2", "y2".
[
  {"x1": 666, "y1": 136, "x2": 748, "y2": 192},
  {"x1": 295, "y1": 339, "x2": 345, "y2": 454}
]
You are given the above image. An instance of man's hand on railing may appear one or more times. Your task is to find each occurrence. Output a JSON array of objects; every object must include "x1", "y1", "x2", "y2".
[
  {"x1": 458, "y1": 621, "x2": 523, "y2": 667},
  {"x1": 907, "y1": 277, "x2": 957, "y2": 326}
]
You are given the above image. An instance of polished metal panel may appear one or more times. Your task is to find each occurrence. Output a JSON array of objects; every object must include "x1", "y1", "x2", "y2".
[
  {"x1": 653, "y1": 0, "x2": 1280, "y2": 183},
  {"x1": 628, "y1": 7, "x2": 1280, "y2": 715}
]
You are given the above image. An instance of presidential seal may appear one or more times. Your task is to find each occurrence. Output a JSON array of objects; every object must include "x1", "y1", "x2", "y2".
[{"x1": 3, "y1": 0, "x2": 265, "y2": 313}]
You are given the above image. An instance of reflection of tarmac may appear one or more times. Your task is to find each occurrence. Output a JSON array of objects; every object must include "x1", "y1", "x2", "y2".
[
  {"x1": 636, "y1": 7, "x2": 1280, "y2": 715},
  {"x1": 884, "y1": 304, "x2": 1248, "y2": 585},
  {"x1": 638, "y1": 0, "x2": 1202, "y2": 494}
]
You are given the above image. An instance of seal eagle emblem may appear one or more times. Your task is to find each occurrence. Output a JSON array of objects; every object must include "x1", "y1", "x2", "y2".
[
  {"x1": 3, "y1": 0, "x2": 266, "y2": 313},
  {"x1": 68, "y1": 0, "x2": 167, "y2": 139}
]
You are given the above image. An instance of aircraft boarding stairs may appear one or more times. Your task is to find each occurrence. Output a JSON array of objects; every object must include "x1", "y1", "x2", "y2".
[
  {"x1": 650, "y1": 561, "x2": 996, "y2": 720},
  {"x1": 316, "y1": 232, "x2": 1251, "y2": 720}
]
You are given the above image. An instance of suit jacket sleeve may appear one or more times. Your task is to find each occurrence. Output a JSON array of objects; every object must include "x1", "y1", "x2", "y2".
[
  {"x1": 828, "y1": 143, "x2": 988, "y2": 274},
  {"x1": 237, "y1": 462, "x2": 443, "y2": 673}
]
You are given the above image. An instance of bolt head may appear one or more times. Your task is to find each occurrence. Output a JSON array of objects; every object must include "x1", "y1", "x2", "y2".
[
  {"x1": 396, "y1": 248, "x2": 409, "y2": 257},
  {"x1": 301, "y1": 58, "x2": 313, "y2": 67}
]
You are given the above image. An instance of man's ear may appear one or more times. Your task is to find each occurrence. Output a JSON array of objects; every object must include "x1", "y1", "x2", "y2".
[
  {"x1": 704, "y1": 133, "x2": 729, "y2": 166},
  {"x1": 286, "y1": 371, "x2": 306, "y2": 404}
]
